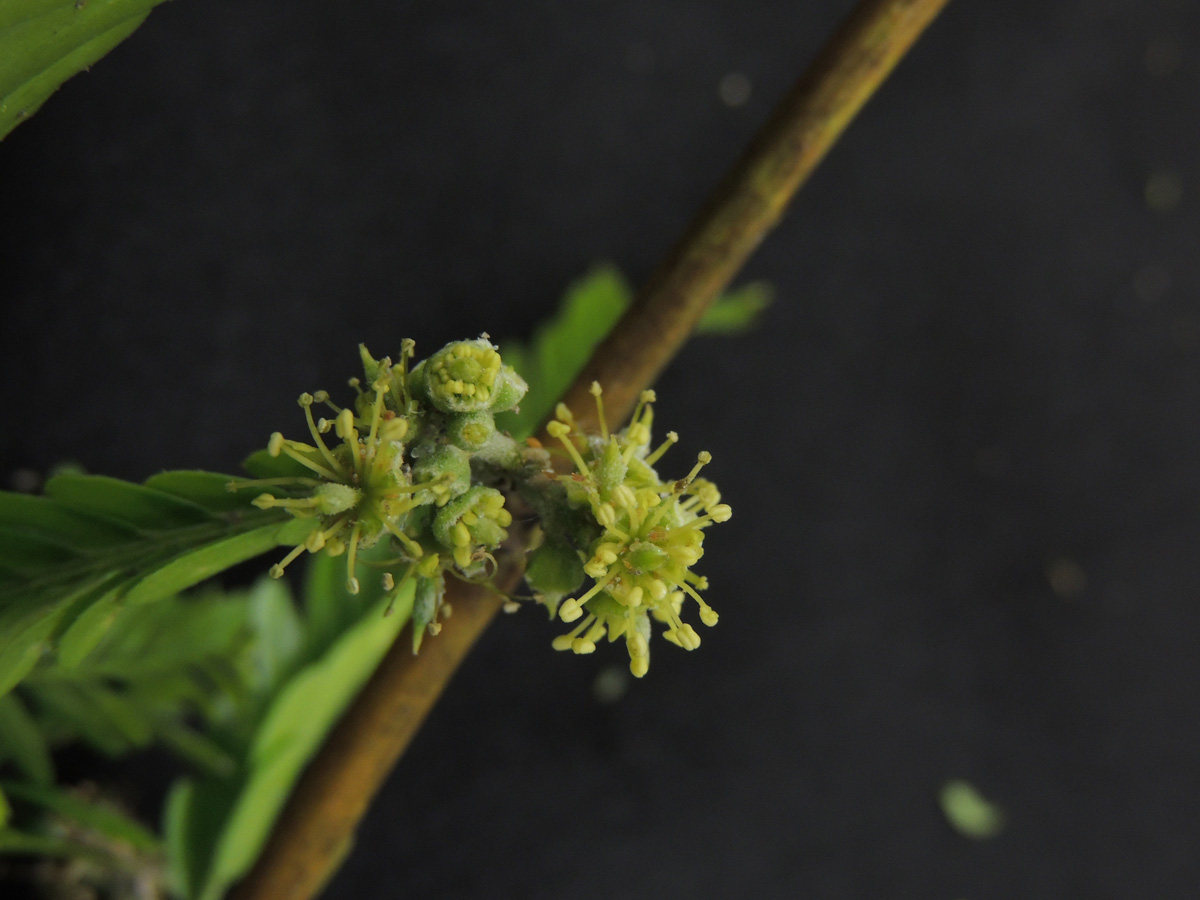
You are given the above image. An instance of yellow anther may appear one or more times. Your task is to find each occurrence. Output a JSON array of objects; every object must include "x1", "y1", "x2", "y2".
[
  {"x1": 453, "y1": 521, "x2": 472, "y2": 547},
  {"x1": 626, "y1": 422, "x2": 650, "y2": 446},
  {"x1": 596, "y1": 503, "x2": 617, "y2": 529},
  {"x1": 335, "y1": 408, "x2": 356, "y2": 439},
  {"x1": 611, "y1": 484, "x2": 637, "y2": 509},
  {"x1": 267, "y1": 432, "x2": 285, "y2": 457}
]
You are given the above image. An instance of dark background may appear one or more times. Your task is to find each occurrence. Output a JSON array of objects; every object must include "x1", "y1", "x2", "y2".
[{"x1": 3, "y1": 0, "x2": 1199, "y2": 897}]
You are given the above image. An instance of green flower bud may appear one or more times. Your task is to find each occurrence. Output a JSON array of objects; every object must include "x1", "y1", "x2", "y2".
[
  {"x1": 432, "y1": 485, "x2": 513, "y2": 569},
  {"x1": 411, "y1": 574, "x2": 446, "y2": 654},
  {"x1": 525, "y1": 539, "x2": 586, "y2": 601},
  {"x1": 485, "y1": 365, "x2": 528, "y2": 413},
  {"x1": 412, "y1": 445, "x2": 471, "y2": 505},
  {"x1": 445, "y1": 411, "x2": 495, "y2": 451},
  {"x1": 312, "y1": 482, "x2": 361, "y2": 515},
  {"x1": 420, "y1": 339, "x2": 504, "y2": 413}
]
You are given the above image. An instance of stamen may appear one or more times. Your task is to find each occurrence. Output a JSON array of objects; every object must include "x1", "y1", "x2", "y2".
[
  {"x1": 279, "y1": 444, "x2": 340, "y2": 481},
  {"x1": 226, "y1": 476, "x2": 320, "y2": 492},
  {"x1": 336, "y1": 408, "x2": 362, "y2": 481},
  {"x1": 384, "y1": 520, "x2": 425, "y2": 558},
  {"x1": 675, "y1": 451, "x2": 711, "y2": 492},
  {"x1": 552, "y1": 614, "x2": 595, "y2": 651},
  {"x1": 554, "y1": 402, "x2": 575, "y2": 428},
  {"x1": 364, "y1": 382, "x2": 387, "y2": 467},
  {"x1": 268, "y1": 543, "x2": 307, "y2": 579},
  {"x1": 589, "y1": 381, "x2": 609, "y2": 440},
  {"x1": 643, "y1": 431, "x2": 678, "y2": 467},
  {"x1": 559, "y1": 567, "x2": 620, "y2": 621},
  {"x1": 548, "y1": 422, "x2": 592, "y2": 478},
  {"x1": 629, "y1": 389, "x2": 655, "y2": 429},
  {"x1": 345, "y1": 522, "x2": 363, "y2": 594},
  {"x1": 300, "y1": 394, "x2": 347, "y2": 477}
]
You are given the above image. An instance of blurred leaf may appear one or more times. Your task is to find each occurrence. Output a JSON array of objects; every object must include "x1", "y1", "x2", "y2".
[
  {"x1": 0, "y1": 693, "x2": 54, "y2": 784},
  {"x1": 0, "y1": 786, "x2": 9, "y2": 828},
  {"x1": 695, "y1": 281, "x2": 773, "y2": 334},
  {"x1": 245, "y1": 577, "x2": 303, "y2": 696},
  {"x1": 497, "y1": 265, "x2": 632, "y2": 439},
  {"x1": 497, "y1": 265, "x2": 769, "y2": 438},
  {"x1": 166, "y1": 546, "x2": 414, "y2": 900},
  {"x1": 939, "y1": 779, "x2": 1005, "y2": 840},
  {"x1": 18, "y1": 584, "x2": 261, "y2": 768},
  {"x1": 0, "y1": 825, "x2": 114, "y2": 863},
  {"x1": 0, "y1": 780, "x2": 161, "y2": 854},
  {"x1": 0, "y1": 0, "x2": 170, "y2": 142},
  {"x1": 0, "y1": 470, "x2": 293, "y2": 701},
  {"x1": 122, "y1": 521, "x2": 307, "y2": 606}
]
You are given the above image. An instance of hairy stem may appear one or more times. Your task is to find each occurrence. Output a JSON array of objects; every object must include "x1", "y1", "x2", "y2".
[{"x1": 229, "y1": 0, "x2": 950, "y2": 896}]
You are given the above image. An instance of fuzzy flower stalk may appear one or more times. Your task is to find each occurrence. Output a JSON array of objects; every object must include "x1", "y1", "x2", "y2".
[{"x1": 522, "y1": 384, "x2": 730, "y2": 677}]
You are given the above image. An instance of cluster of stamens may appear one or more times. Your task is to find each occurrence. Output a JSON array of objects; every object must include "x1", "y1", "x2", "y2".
[
  {"x1": 542, "y1": 384, "x2": 730, "y2": 677},
  {"x1": 424, "y1": 340, "x2": 503, "y2": 412},
  {"x1": 228, "y1": 340, "x2": 524, "y2": 625}
]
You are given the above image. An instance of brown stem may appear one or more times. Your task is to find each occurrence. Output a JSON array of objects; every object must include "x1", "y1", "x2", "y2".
[
  {"x1": 227, "y1": 574, "x2": 513, "y2": 900},
  {"x1": 229, "y1": 0, "x2": 949, "y2": 897},
  {"x1": 559, "y1": 0, "x2": 951, "y2": 429}
]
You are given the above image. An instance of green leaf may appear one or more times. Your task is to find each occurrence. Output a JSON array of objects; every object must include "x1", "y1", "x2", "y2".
[
  {"x1": 0, "y1": 0, "x2": 170, "y2": 142},
  {"x1": 246, "y1": 577, "x2": 303, "y2": 696},
  {"x1": 0, "y1": 470, "x2": 292, "y2": 700},
  {"x1": 497, "y1": 265, "x2": 631, "y2": 439},
  {"x1": 0, "y1": 576, "x2": 117, "y2": 698},
  {"x1": 0, "y1": 825, "x2": 115, "y2": 863},
  {"x1": 0, "y1": 693, "x2": 54, "y2": 784},
  {"x1": 25, "y1": 681, "x2": 135, "y2": 756},
  {"x1": 939, "y1": 779, "x2": 1005, "y2": 839},
  {"x1": 145, "y1": 470, "x2": 270, "y2": 514},
  {"x1": 45, "y1": 473, "x2": 216, "y2": 531},
  {"x1": 122, "y1": 521, "x2": 302, "y2": 607},
  {"x1": 694, "y1": 280, "x2": 773, "y2": 334},
  {"x1": 53, "y1": 585, "x2": 126, "y2": 669},
  {"x1": 166, "y1": 548, "x2": 414, "y2": 900},
  {"x1": 242, "y1": 448, "x2": 315, "y2": 481},
  {"x1": 0, "y1": 786, "x2": 9, "y2": 829},
  {"x1": 0, "y1": 491, "x2": 135, "y2": 549},
  {"x1": 496, "y1": 265, "x2": 770, "y2": 438},
  {"x1": 0, "y1": 779, "x2": 161, "y2": 854}
]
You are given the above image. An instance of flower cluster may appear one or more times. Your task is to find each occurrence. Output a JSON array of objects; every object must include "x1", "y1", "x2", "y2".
[
  {"x1": 229, "y1": 339, "x2": 527, "y2": 649},
  {"x1": 525, "y1": 384, "x2": 730, "y2": 677},
  {"x1": 228, "y1": 337, "x2": 730, "y2": 675}
]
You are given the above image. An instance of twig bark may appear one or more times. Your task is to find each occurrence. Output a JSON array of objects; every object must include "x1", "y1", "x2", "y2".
[{"x1": 228, "y1": 0, "x2": 950, "y2": 896}]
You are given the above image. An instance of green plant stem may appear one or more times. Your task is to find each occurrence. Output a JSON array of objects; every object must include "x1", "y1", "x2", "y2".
[
  {"x1": 558, "y1": 0, "x2": 952, "y2": 430},
  {"x1": 228, "y1": 1, "x2": 950, "y2": 897}
]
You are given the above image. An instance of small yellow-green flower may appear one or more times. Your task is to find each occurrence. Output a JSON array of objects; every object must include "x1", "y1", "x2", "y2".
[
  {"x1": 541, "y1": 384, "x2": 730, "y2": 677},
  {"x1": 229, "y1": 340, "x2": 517, "y2": 600}
]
